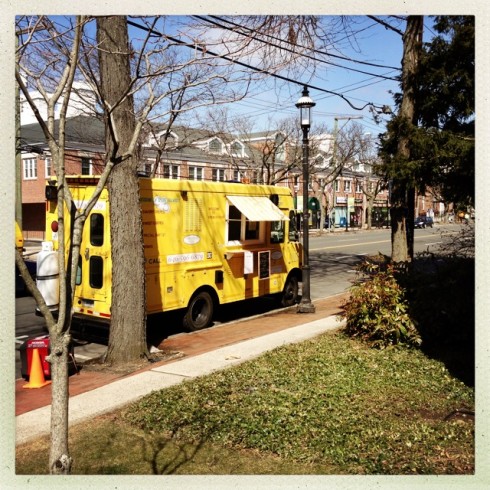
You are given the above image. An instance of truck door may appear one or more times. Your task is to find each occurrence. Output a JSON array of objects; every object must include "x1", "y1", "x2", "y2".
[{"x1": 78, "y1": 205, "x2": 109, "y2": 305}]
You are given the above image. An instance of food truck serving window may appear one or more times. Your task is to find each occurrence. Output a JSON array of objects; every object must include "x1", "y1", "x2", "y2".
[
  {"x1": 226, "y1": 196, "x2": 286, "y2": 245},
  {"x1": 227, "y1": 205, "x2": 261, "y2": 243},
  {"x1": 226, "y1": 195, "x2": 287, "y2": 222}
]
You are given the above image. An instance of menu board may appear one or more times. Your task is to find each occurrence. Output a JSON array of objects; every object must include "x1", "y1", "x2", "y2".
[
  {"x1": 244, "y1": 250, "x2": 253, "y2": 275},
  {"x1": 258, "y1": 251, "x2": 270, "y2": 280}
]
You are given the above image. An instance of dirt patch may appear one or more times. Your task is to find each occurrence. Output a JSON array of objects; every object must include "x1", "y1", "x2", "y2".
[{"x1": 81, "y1": 349, "x2": 184, "y2": 376}]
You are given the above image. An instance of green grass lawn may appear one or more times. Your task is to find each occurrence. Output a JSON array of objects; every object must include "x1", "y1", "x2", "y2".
[{"x1": 16, "y1": 331, "x2": 474, "y2": 475}]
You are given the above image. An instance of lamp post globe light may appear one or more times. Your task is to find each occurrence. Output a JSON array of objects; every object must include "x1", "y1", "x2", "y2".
[{"x1": 295, "y1": 86, "x2": 316, "y2": 314}]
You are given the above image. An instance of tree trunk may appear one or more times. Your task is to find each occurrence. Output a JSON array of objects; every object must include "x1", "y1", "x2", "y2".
[
  {"x1": 48, "y1": 332, "x2": 72, "y2": 474},
  {"x1": 391, "y1": 15, "x2": 423, "y2": 264},
  {"x1": 366, "y1": 196, "x2": 373, "y2": 230},
  {"x1": 97, "y1": 16, "x2": 148, "y2": 363}
]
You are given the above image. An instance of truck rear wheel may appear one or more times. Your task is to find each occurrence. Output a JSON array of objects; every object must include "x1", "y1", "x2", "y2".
[
  {"x1": 183, "y1": 291, "x2": 214, "y2": 332},
  {"x1": 280, "y1": 275, "x2": 299, "y2": 307}
]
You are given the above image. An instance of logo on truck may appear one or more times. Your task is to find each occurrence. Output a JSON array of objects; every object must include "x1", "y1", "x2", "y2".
[{"x1": 153, "y1": 196, "x2": 178, "y2": 213}]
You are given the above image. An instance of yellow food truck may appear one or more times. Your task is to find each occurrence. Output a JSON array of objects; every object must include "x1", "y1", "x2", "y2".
[{"x1": 41, "y1": 176, "x2": 303, "y2": 331}]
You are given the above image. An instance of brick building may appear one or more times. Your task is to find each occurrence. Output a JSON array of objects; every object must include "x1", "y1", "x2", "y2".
[
  {"x1": 19, "y1": 115, "x2": 392, "y2": 239},
  {"x1": 19, "y1": 116, "x2": 106, "y2": 238}
]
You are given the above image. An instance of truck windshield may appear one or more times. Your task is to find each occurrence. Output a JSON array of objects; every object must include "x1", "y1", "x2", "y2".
[
  {"x1": 288, "y1": 210, "x2": 299, "y2": 242},
  {"x1": 271, "y1": 221, "x2": 285, "y2": 243}
]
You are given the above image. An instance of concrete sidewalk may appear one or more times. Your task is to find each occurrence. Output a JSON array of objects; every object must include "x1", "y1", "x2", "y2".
[{"x1": 16, "y1": 296, "x2": 347, "y2": 446}]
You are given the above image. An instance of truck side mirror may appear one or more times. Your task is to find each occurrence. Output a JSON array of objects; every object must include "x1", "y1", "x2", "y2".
[{"x1": 45, "y1": 185, "x2": 58, "y2": 201}]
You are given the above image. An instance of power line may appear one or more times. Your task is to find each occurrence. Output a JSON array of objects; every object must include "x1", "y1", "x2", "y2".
[
  {"x1": 196, "y1": 64, "x2": 395, "y2": 127},
  {"x1": 126, "y1": 19, "x2": 390, "y2": 113},
  {"x1": 193, "y1": 15, "x2": 400, "y2": 81},
  {"x1": 206, "y1": 16, "x2": 401, "y2": 71}
]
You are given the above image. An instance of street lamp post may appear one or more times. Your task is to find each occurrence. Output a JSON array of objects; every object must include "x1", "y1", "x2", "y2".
[
  {"x1": 296, "y1": 86, "x2": 316, "y2": 314},
  {"x1": 345, "y1": 189, "x2": 349, "y2": 232}
]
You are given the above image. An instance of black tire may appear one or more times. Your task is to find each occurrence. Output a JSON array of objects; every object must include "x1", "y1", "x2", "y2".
[
  {"x1": 280, "y1": 275, "x2": 299, "y2": 307},
  {"x1": 183, "y1": 291, "x2": 214, "y2": 332}
]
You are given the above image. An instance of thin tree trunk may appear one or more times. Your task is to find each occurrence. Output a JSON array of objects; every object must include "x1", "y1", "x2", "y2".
[{"x1": 48, "y1": 333, "x2": 72, "y2": 473}]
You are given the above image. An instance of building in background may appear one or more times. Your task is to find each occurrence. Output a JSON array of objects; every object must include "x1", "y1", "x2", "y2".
[{"x1": 19, "y1": 114, "x2": 410, "y2": 239}]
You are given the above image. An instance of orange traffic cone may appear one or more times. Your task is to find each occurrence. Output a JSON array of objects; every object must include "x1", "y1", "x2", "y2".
[{"x1": 23, "y1": 348, "x2": 51, "y2": 389}]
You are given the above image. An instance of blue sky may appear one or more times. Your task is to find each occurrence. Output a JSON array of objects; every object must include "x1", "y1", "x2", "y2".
[
  {"x1": 16, "y1": 14, "x2": 437, "y2": 138},
  {"x1": 152, "y1": 15, "x2": 434, "y2": 137}
]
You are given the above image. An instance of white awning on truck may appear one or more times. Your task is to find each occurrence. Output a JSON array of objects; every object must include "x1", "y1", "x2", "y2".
[{"x1": 227, "y1": 195, "x2": 287, "y2": 221}]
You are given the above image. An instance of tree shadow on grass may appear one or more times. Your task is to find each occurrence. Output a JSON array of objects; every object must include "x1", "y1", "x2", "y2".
[{"x1": 403, "y1": 255, "x2": 475, "y2": 387}]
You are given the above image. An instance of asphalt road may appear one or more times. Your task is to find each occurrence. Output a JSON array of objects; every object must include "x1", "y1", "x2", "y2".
[
  {"x1": 15, "y1": 223, "x2": 460, "y2": 379},
  {"x1": 307, "y1": 223, "x2": 458, "y2": 298}
]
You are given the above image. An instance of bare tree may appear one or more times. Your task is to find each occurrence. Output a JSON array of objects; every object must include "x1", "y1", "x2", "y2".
[
  {"x1": 15, "y1": 15, "x2": 115, "y2": 474},
  {"x1": 313, "y1": 121, "x2": 368, "y2": 232},
  {"x1": 362, "y1": 178, "x2": 386, "y2": 229},
  {"x1": 197, "y1": 110, "x2": 314, "y2": 185},
  {"x1": 356, "y1": 131, "x2": 384, "y2": 229}
]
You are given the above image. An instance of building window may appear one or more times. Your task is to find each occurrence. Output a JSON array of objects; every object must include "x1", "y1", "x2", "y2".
[
  {"x1": 233, "y1": 170, "x2": 241, "y2": 182},
  {"x1": 81, "y1": 157, "x2": 92, "y2": 175},
  {"x1": 356, "y1": 181, "x2": 363, "y2": 193},
  {"x1": 212, "y1": 168, "x2": 226, "y2": 182},
  {"x1": 23, "y1": 158, "x2": 37, "y2": 180},
  {"x1": 230, "y1": 141, "x2": 244, "y2": 157},
  {"x1": 163, "y1": 164, "x2": 179, "y2": 180},
  {"x1": 209, "y1": 138, "x2": 222, "y2": 154},
  {"x1": 189, "y1": 166, "x2": 204, "y2": 181},
  {"x1": 334, "y1": 180, "x2": 339, "y2": 192},
  {"x1": 45, "y1": 158, "x2": 52, "y2": 178},
  {"x1": 140, "y1": 161, "x2": 152, "y2": 177},
  {"x1": 344, "y1": 180, "x2": 352, "y2": 192},
  {"x1": 159, "y1": 133, "x2": 177, "y2": 149},
  {"x1": 275, "y1": 134, "x2": 286, "y2": 162}
]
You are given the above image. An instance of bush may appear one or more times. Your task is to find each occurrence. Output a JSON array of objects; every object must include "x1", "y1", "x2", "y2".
[{"x1": 340, "y1": 258, "x2": 422, "y2": 349}]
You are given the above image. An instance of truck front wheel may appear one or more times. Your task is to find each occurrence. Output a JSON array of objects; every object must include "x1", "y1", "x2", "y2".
[
  {"x1": 183, "y1": 291, "x2": 214, "y2": 332},
  {"x1": 280, "y1": 275, "x2": 299, "y2": 307}
]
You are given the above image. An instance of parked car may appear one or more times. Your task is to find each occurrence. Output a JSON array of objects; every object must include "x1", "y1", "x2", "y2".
[{"x1": 414, "y1": 216, "x2": 433, "y2": 228}]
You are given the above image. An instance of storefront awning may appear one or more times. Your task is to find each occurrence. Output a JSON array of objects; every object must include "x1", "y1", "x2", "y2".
[{"x1": 227, "y1": 195, "x2": 287, "y2": 221}]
